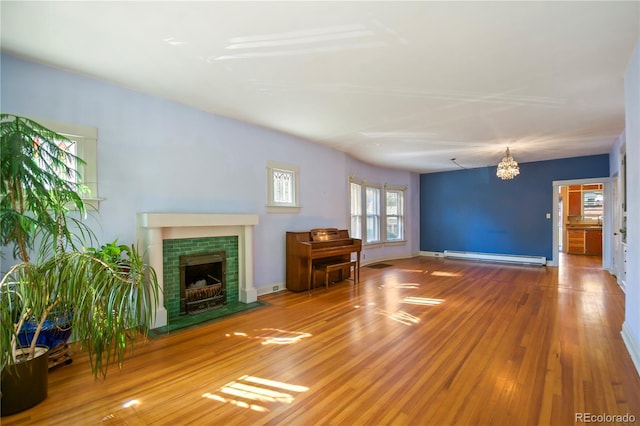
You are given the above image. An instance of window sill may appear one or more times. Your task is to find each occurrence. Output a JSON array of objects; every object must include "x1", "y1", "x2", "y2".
[
  {"x1": 364, "y1": 240, "x2": 406, "y2": 248},
  {"x1": 266, "y1": 205, "x2": 301, "y2": 214},
  {"x1": 364, "y1": 242, "x2": 383, "y2": 249},
  {"x1": 84, "y1": 198, "x2": 103, "y2": 212}
]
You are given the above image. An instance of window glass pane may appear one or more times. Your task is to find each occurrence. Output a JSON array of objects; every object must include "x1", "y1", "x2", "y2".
[
  {"x1": 351, "y1": 216, "x2": 362, "y2": 239},
  {"x1": 350, "y1": 182, "x2": 362, "y2": 239},
  {"x1": 350, "y1": 183, "x2": 361, "y2": 214},
  {"x1": 35, "y1": 137, "x2": 78, "y2": 187},
  {"x1": 386, "y1": 191, "x2": 398, "y2": 215},
  {"x1": 386, "y1": 190, "x2": 404, "y2": 241},
  {"x1": 273, "y1": 169, "x2": 294, "y2": 204},
  {"x1": 582, "y1": 190, "x2": 603, "y2": 221},
  {"x1": 366, "y1": 187, "x2": 380, "y2": 243},
  {"x1": 366, "y1": 187, "x2": 380, "y2": 215}
]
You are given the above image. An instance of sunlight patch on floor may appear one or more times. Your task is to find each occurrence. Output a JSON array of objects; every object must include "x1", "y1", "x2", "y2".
[
  {"x1": 225, "y1": 328, "x2": 312, "y2": 345},
  {"x1": 122, "y1": 400, "x2": 140, "y2": 408},
  {"x1": 401, "y1": 297, "x2": 444, "y2": 306},
  {"x1": 376, "y1": 309, "x2": 420, "y2": 325},
  {"x1": 380, "y1": 283, "x2": 421, "y2": 289},
  {"x1": 101, "y1": 400, "x2": 142, "y2": 424},
  {"x1": 431, "y1": 270, "x2": 462, "y2": 277},
  {"x1": 203, "y1": 375, "x2": 308, "y2": 413}
]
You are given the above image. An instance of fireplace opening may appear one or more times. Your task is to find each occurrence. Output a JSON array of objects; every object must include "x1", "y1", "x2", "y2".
[{"x1": 180, "y1": 252, "x2": 226, "y2": 315}]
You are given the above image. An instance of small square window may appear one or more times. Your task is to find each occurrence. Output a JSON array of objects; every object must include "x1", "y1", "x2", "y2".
[{"x1": 267, "y1": 161, "x2": 300, "y2": 213}]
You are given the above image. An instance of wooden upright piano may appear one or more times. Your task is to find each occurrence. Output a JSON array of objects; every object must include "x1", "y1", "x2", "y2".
[{"x1": 286, "y1": 228, "x2": 362, "y2": 292}]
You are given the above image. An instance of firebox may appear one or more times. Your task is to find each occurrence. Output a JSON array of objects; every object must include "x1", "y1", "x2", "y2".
[{"x1": 179, "y1": 251, "x2": 226, "y2": 315}]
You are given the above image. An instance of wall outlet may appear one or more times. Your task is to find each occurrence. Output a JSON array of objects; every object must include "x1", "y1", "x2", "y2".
[{"x1": 272, "y1": 285, "x2": 279, "y2": 291}]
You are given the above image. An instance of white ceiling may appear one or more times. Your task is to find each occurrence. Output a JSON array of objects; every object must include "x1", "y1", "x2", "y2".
[{"x1": 2, "y1": 1, "x2": 639, "y2": 173}]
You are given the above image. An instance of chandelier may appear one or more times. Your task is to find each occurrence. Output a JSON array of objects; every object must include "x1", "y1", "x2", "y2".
[{"x1": 496, "y1": 147, "x2": 520, "y2": 180}]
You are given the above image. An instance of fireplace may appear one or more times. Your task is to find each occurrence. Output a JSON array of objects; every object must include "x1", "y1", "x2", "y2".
[
  {"x1": 180, "y1": 252, "x2": 226, "y2": 315},
  {"x1": 137, "y1": 213, "x2": 259, "y2": 329}
]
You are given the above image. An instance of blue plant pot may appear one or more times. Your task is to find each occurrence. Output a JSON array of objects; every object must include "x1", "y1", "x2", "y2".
[{"x1": 17, "y1": 315, "x2": 72, "y2": 350}]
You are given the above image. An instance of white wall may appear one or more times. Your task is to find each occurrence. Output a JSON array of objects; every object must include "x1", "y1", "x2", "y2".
[
  {"x1": 0, "y1": 54, "x2": 419, "y2": 290},
  {"x1": 621, "y1": 38, "x2": 640, "y2": 375}
]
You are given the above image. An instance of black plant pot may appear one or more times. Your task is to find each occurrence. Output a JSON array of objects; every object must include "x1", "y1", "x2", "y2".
[{"x1": 1, "y1": 346, "x2": 49, "y2": 417}]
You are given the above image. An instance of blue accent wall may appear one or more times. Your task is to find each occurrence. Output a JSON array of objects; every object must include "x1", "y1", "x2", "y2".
[{"x1": 420, "y1": 154, "x2": 609, "y2": 260}]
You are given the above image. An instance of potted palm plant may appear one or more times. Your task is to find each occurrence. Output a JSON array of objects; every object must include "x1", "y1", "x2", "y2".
[{"x1": 0, "y1": 113, "x2": 158, "y2": 416}]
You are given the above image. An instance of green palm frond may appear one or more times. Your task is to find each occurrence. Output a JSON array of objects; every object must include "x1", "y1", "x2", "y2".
[
  {"x1": 1, "y1": 249, "x2": 158, "y2": 378},
  {"x1": 1, "y1": 114, "x2": 87, "y2": 261}
]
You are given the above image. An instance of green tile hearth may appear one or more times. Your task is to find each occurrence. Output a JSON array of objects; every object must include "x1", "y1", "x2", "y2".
[{"x1": 148, "y1": 301, "x2": 267, "y2": 337}]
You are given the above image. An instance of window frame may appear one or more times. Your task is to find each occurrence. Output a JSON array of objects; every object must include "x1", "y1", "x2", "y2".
[
  {"x1": 384, "y1": 184, "x2": 407, "y2": 244},
  {"x1": 266, "y1": 160, "x2": 300, "y2": 213}
]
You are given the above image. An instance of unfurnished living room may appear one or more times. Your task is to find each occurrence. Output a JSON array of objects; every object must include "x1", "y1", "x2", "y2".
[{"x1": 1, "y1": 1, "x2": 639, "y2": 425}]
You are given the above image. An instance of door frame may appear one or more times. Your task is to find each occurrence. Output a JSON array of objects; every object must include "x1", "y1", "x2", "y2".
[{"x1": 551, "y1": 177, "x2": 611, "y2": 268}]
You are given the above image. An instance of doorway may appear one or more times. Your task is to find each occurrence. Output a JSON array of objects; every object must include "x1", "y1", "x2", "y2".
[
  {"x1": 551, "y1": 178, "x2": 610, "y2": 268},
  {"x1": 558, "y1": 183, "x2": 603, "y2": 254}
]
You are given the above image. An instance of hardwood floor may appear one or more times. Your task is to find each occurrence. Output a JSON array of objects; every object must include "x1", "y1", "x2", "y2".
[{"x1": 3, "y1": 254, "x2": 639, "y2": 425}]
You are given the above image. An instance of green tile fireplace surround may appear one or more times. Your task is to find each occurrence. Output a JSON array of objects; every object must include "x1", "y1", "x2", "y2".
[{"x1": 163, "y1": 236, "x2": 239, "y2": 321}]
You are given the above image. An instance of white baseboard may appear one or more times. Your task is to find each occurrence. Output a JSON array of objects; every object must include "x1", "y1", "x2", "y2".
[
  {"x1": 256, "y1": 282, "x2": 286, "y2": 296},
  {"x1": 443, "y1": 250, "x2": 546, "y2": 266},
  {"x1": 419, "y1": 251, "x2": 445, "y2": 258},
  {"x1": 621, "y1": 322, "x2": 640, "y2": 377}
]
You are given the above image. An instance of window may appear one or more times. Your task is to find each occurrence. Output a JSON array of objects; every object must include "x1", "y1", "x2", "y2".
[
  {"x1": 349, "y1": 176, "x2": 407, "y2": 245},
  {"x1": 385, "y1": 186, "x2": 405, "y2": 241},
  {"x1": 365, "y1": 186, "x2": 381, "y2": 243},
  {"x1": 350, "y1": 181, "x2": 362, "y2": 239},
  {"x1": 267, "y1": 161, "x2": 300, "y2": 213},
  {"x1": 31, "y1": 116, "x2": 100, "y2": 209}
]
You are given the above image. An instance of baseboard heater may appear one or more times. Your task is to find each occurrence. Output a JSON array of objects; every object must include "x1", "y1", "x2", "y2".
[{"x1": 443, "y1": 250, "x2": 546, "y2": 266}]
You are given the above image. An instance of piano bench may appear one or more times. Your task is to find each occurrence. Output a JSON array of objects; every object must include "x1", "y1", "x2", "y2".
[{"x1": 312, "y1": 260, "x2": 359, "y2": 291}]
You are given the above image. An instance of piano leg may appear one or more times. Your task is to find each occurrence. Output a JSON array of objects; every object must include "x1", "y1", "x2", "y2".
[{"x1": 307, "y1": 258, "x2": 313, "y2": 292}]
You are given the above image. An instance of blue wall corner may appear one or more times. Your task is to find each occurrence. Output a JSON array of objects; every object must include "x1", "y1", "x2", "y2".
[{"x1": 420, "y1": 154, "x2": 609, "y2": 259}]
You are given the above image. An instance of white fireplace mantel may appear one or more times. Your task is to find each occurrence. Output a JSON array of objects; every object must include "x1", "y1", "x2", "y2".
[{"x1": 137, "y1": 213, "x2": 259, "y2": 329}]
